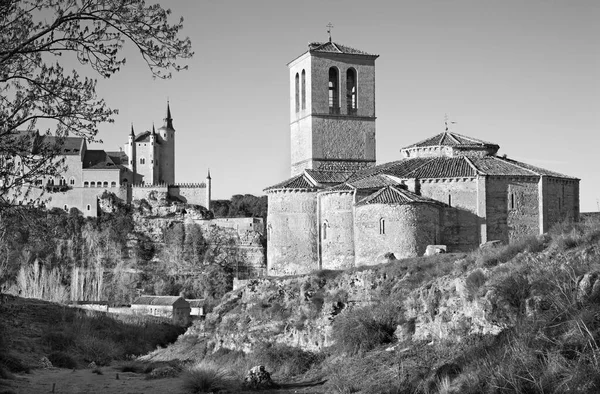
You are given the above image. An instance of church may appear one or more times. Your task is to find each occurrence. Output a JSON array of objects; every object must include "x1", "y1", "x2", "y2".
[
  {"x1": 17, "y1": 102, "x2": 211, "y2": 216},
  {"x1": 264, "y1": 39, "x2": 580, "y2": 276}
]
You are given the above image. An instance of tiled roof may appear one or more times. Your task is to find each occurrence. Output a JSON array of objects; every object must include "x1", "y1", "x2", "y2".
[
  {"x1": 470, "y1": 157, "x2": 534, "y2": 176},
  {"x1": 495, "y1": 157, "x2": 578, "y2": 179},
  {"x1": 356, "y1": 186, "x2": 440, "y2": 206},
  {"x1": 106, "y1": 151, "x2": 128, "y2": 166},
  {"x1": 322, "y1": 182, "x2": 355, "y2": 193},
  {"x1": 350, "y1": 174, "x2": 399, "y2": 189},
  {"x1": 404, "y1": 132, "x2": 498, "y2": 149},
  {"x1": 134, "y1": 131, "x2": 162, "y2": 144},
  {"x1": 132, "y1": 296, "x2": 186, "y2": 306},
  {"x1": 305, "y1": 170, "x2": 353, "y2": 184},
  {"x1": 407, "y1": 157, "x2": 476, "y2": 178},
  {"x1": 83, "y1": 150, "x2": 120, "y2": 169},
  {"x1": 308, "y1": 41, "x2": 378, "y2": 57},
  {"x1": 29, "y1": 135, "x2": 84, "y2": 155},
  {"x1": 264, "y1": 173, "x2": 319, "y2": 191}
]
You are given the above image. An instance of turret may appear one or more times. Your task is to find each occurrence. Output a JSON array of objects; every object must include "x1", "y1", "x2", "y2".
[
  {"x1": 206, "y1": 169, "x2": 212, "y2": 211},
  {"x1": 158, "y1": 100, "x2": 175, "y2": 185},
  {"x1": 126, "y1": 123, "x2": 136, "y2": 174}
]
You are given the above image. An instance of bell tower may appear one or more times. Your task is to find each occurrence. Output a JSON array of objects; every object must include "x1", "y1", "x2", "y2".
[{"x1": 288, "y1": 39, "x2": 378, "y2": 176}]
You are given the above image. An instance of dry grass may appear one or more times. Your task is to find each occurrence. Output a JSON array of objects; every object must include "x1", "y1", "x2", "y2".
[{"x1": 181, "y1": 361, "x2": 240, "y2": 393}]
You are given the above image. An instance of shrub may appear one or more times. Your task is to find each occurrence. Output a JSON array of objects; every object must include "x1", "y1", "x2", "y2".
[
  {"x1": 47, "y1": 351, "x2": 77, "y2": 369},
  {"x1": 182, "y1": 361, "x2": 239, "y2": 393},
  {"x1": 331, "y1": 302, "x2": 399, "y2": 356},
  {"x1": 75, "y1": 335, "x2": 121, "y2": 366},
  {"x1": 251, "y1": 342, "x2": 322, "y2": 377},
  {"x1": 43, "y1": 331, "x2": 74, "y2": 351},
  {"x1": 465, "y1": 269, "x2": 486, "y2": 299}
]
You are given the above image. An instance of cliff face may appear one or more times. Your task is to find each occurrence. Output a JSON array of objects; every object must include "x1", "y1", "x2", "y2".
[{"x1": 181, "y1": 252, "x2": 538, "y2": 353}]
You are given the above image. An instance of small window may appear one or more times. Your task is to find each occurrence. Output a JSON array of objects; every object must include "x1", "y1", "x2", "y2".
[
  {"x1": 63, "y1": 205, "x2": 68, "y2": 211},
  {"x1": 448, "y1": 194, "x2": 452, "y2": 207},
  {"x1": 346, "y1": 68, "x2": 357, "y2": 114},
  {"x1": 510, "y1": 193, "x2": 515, "y2": 210},
  {"x1": 90, "y1": 181, "x2": 95, "y2": 187},
  {"x1": 322, "y1": 221, "x2": 328, "y2": 240},
  {"x1": 140, "y1": 157, "x2": 145, "y2": 165},
  {"x1": 111, "y1": 181, "x2": 116, "y2": 187},
  {"x1": 86, "y1": 204, "x2": 91, "y2": 211},
  {"x1": 122, "y1": 179, "x2": 128, "y2": 184},
  {"x1": 379, "y1": 218, "x2": 385, "y2": 235},
  {"x1": 47, "y1": 178, "x2": 54, "y2": 186},
  {"x1": 103, "y1": 181, "x2": 108, "y2": 187},
  {"x1": 69, "y1": 177, "x2": 75, "y2": 185},
  {"x1": 84, "y1": 181, "x2": 89, "y2": 187},
  {"x1": 97, "y1": 182, "x2": 102, "y2": 188},
  {"x1": 59, "y1": 178, "x2": 66, "y2": 186}
]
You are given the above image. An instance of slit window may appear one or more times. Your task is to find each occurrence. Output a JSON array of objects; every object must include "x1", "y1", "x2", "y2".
[
  {"x1": 328, "y1": 67, "x2": 339, "y2": 114},
  {"x1": 448, "y1": 194, "x2": 452, "y2": 207},
  {"x1": 322, "y1": 221, "x2": 328, "y2": 240},
  {"x1": 510, "y1": 193, "x2": 515, "y2": 210},
  {"x1": 295, "y1": 72, "x2": 300, "y2": 113},
  {"x1": 86, "y1": 204, "x2": 91, "y2": 211},
  {"x1": 346, "y1": 68, "x2": 357, "y2": 114},
  {"x1": 140, "y1": 157, "x2": 145, "y2": 165},
  {"x1": 301, "y1": 70, "x2": 306, "y2": 110},
  {"x1": 379, "y1": 218, "x2": 385, "y2": 235}
]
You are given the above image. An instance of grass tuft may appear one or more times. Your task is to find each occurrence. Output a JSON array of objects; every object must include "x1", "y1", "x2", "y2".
[{"x1": 182, "y1": 361, "x2": 239, "y2": 393}]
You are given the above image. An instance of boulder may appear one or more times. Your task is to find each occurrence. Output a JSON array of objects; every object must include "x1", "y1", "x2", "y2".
[
  {"x1": 243, "y1": 365, "x2": 274, "y2": 389},
  {"x1": 425, "y1": 245, "x2": 447, "y2": 256},
  {"x1": 577, "y1": 272, "x2": 600, "y2": 303},
  {"x1": 480, "y1": 240, "x2": 503, "y2": 249}
]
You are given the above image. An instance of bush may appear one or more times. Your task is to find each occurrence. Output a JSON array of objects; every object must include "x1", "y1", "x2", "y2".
[
  {"x1": 75, "y1": 335, "x2": 121, "y2": 366},
  {"x1": 331, "y1": 302, "x2": 399, "y2": 356},
  {"x1": 465, "y1": 269, "x2": 486, "y2": 299},
  {"x1": 47, "y1": 351, "x2": 78, "y2": 369},
  {"x1": 251, "y1": 342, "x2": 322, "y2": 377},
  {"x1": 43, "y1": 331, "x2": 74, "y2": 351},
  {"x1": 182, "y1": 361, "x2": 239, "y2": 393}
]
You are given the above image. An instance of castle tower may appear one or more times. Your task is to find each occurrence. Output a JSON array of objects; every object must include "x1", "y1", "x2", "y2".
[
  {"x1": 206, "y1": 169, "x2": 212, "y2": 210},
  {"x1": 158, "y1": 101, "x2": 175, "y2": 185},
  {"x1": 126, "y1": 124, "x2": 136, "y2": 175},
  {"x1": 288, "y1": 40, "x2": 378, "y2": 176}
]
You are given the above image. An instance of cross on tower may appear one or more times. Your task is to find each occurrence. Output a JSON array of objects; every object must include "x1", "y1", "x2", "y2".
[
  {"x1": 327, "y1": 22, "x2": 334, "y2": 42},
  {"x1": 444, "y1": 113, "x2": 456, "y2": 132}
]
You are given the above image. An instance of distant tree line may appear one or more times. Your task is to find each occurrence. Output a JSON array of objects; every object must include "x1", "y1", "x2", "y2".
[{"x1": 211, "y1": 194, "x2": 267, "y2": 221}]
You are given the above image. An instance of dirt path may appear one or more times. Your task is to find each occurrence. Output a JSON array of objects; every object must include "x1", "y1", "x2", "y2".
[{"x1": 4, "y1": 367, "x2": 327, "y2": 394}]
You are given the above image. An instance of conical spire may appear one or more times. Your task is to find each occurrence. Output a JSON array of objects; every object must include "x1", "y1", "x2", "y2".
[
  {"x1": 152, "y1": 123, "x2": 156, "y2": 135},
  {"x1": 164, "y1": 100, "x2": 174, "y2": 130},
  {"x1": 130, "y1": 123, "x2": 135, "y2": 137},
  {"x1": 207, "y1": 168, "x2": 211, "y2": 180}
]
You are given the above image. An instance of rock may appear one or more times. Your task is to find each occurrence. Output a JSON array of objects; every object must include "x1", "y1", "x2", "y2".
[
  {"x1": 40, "y1": 356, "x2": 53, "y2": 369},
  {"x1": 480, "y1": 240, "x2": 503, "y2": 249},
  {"x1": 87, "y1": 361, "x2": 97, "y2": 369},
  {"x1": 425, "y1": 245, "x2": 447, "y2": 256},
  {"x1": 149, "y1": 366, "x2": 179, "y2": 379},
  {"x1": 577, "y1": 272, "x2": 600, "y2": 303},
  {"x1": 243, "y1": 365, "x2": 274, "y2": 389}
]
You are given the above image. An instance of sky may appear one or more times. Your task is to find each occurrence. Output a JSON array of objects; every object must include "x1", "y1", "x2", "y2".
[{"x1": 86, "y1": 0, "x2": 599, "y2": 211}]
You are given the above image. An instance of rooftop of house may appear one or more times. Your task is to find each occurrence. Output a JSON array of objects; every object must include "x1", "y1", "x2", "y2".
[
  {"x1": 308, "y1": 41, "x2": 378, "y2": 57},
  {"x1": 132, "y1": 296, "x2": 187, "y2": 306},
  {"x1": 356, "y1": 185, "x2": 442, "y2": 207}
]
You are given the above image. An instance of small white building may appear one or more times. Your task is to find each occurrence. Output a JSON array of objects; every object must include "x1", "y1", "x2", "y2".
[
  {"x1": 131, "y1": 295, "x2": 190, "y2": 326},
  {"x1": 186, "y1": 299, "x2": 206, "y2": 318}
]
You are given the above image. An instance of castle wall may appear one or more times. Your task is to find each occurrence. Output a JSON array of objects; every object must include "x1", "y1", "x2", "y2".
[
  {"x1": 419, "y1": 178, "x2": 480, "y2": 251},
  {"x1": 266, "y1": 190, "x2": 318, "y2": 276},
  {"x1": 169, "y1": 185, "x2": 208, "y2": 208},
  {"x1": 486, "y1": 176, "x2": 540, "y2": 243},
  {"x1": 354, "y1": 203, "x2": 440, "y2": 266},
  {"x1": 30, "y1": 186, "x2": 127, "y2": 217},
  {"x1": 82, "y1": 169, "x2": 121, "y2": 186},
  {"x1": 319, "y1": 192, "x2": 355, "y2": 270},
  {"x1": 131, "y1": 184, "x2": 168, "y2": 202}
]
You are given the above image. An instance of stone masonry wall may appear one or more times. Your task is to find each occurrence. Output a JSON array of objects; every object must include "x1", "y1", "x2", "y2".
[
  {"x1": 320, "y1": 192, "x2": 355, "y2": 270},
  {"x1": 267, "y1": 190, "x2": 319, "y2": 276},
  {"x1": 419, "y1": 178, "x2": 480, "y2": 251},
  {"x1": 290, "y1": 116, "x2": 313, "y2": 176},
  {"x1": 543, "y1": 178, "x2": 580, "y2": 231},
  {"x1": 169, "y1": 185, "x2": 208, "y2": 208},
  {"x1": 354, "y1": 204, "x2": 440, "y2": 266},
  {"x1": 486, "y1": 176, "x2": 539, "y2": 243},
  {"x1": 312, "y1": 117, "x2": 376, "y2": 162}
]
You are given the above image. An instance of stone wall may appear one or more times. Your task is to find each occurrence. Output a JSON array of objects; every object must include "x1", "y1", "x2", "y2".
[
  {"x1": 266, "y1": 190, "x2": 319, "y2": 276},
  {"x1": 354, "y1": 203, "x2": 441, "y2": 266},
  {"x1": 131, "y1": 184, "x2": 168, "y2": 202},
  {"x1": 542, "y1": 177, "x2": 580, "y2": 231},
  {"x1": 419, "y1": 178, "x2": 480, "y2": 251},
  {"x1": 319, "y1": 191, "x2": 355, "y2": 270},
  {"x1": 290, "y1": 116, "x2": 312, "y2": 176},
  {"x1": 33, "y1": 185, "x2": 127, "y2": 217},
  {"x1": 169, "y1": 184, "x2": 208, "y2": 208},
  {"x1": 486, "y1": 176, "x2": 540, "y2": 243}
]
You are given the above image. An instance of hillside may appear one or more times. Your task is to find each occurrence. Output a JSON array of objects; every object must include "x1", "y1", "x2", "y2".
[{"x1": 145, "y1": 218, "x2": 600, "y2": 393}]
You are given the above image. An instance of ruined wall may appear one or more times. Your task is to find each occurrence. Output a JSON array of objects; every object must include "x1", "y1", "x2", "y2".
[
  {"x1": 419, "y1": 178, "x2": 480, "y2": 251},
  {"x1": 319, "y1": 191, "x2": 355, "y2": 270},
  {"x1": 486, "y1": 176, "x2": 540, "y2": 243},
  {"x1": 354, "y1": 203, "x2": 440, "y2": 266},
  {"x1": 267, "y1": 190, "x2": 318, "y2": 276}
]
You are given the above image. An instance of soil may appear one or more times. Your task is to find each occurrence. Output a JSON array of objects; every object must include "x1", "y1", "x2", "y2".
[{"x1": 2, "y1": 365, "x2": 327, "y2": 394}]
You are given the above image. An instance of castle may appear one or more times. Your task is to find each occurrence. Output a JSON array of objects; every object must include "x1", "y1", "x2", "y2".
[
  {"x1": 265, "y1": 39, "x2": 580, "y2": 276},
  {"x1": 17, "y1": 102, "x2": 211, "y2": 216}
]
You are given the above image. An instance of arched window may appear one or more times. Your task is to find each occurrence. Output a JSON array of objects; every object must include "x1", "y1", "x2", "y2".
[
  {"x1": 103, "y1": 181, "x2": 108, "y2": 187},
  {"x1": 97, "y1": 182, "x2": 102, "y2": 188},
  {"x1": 140, "y1": 157, "x2": 145, "y2": 165},
  {"x1": 86, "y1": 204, "x2": 91, "y2": 211},
  {"x1": 84, "y1": 181, "x2": 89, "y2": 188},
  {"x1": 346, "y1": 68, "x2": 357, "y2": 114},
  {"x1": 328, "y1": 67, "x2": 339, "y2": 114},
  {"x1": 69, "y1": 177, "x2": 75, "y2": 185},
  {"x1": 59, "y1": 177, "x2": 66, "y2": 186},
  {"x1": 63, "y1": 205, "x2": 68, "y2": 211},
  {"x1": 379, "y1": 218, "x2": 385, "y2": 235},
  {"x1": 47, "y1": 178, "x2": 54, "y2": 186},
  {"x1": 90, "y1": 181, "x2": 96, "y2": 187},
  {"x1": 111, "y1": 181, "x2": 116, "y2": 187},
  {"x1": 267, "y1": 224, "x2": 272, "y2": 242},
  {"x1": 295, "y1": 72, "x2": 300, "y2": 113},
  {"x1": 322, "y1": 221, "x2": 328, "y2": 240},
  {"x1": 301, "y1": 69, "x2": 306, "y2": 110}
]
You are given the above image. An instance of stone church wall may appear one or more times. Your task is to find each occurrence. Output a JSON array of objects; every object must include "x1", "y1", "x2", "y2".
[
  {"x1": 354, "y1": 203, "x2": 440, "y2": 266},
  {"x1": 290, "y1": 116, "x2": 313, "y2": 176},
  {"x1": 542, "y1": 177, "x2": 580, "y2": 231},
  {"x1": 267, "y1": 190, "x2": 318, "y2": 276},
  {"x1": 486, "y1": 176, "x2": 539, "y2": 243},
  {"x1": 319, "y1": 192, "x2": 355, "y2": 270},
  {"x1": 312, "y1": 117, "x2": 376, "y2": 165},
  {"x1": 419, "y1": 178, "x2": 480, "y2": 251}
]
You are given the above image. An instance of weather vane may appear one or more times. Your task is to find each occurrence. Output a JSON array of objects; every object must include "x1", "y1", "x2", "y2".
[
  {"x1": 327, "y1": 22, "x2": 334, "y2": 42},
  {"x1": 444, "y1": 113, "x2": 457, "y2": 132}
]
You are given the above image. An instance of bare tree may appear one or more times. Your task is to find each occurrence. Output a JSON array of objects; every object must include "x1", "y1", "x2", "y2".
[{"x1": 0, "y1": 0, "x2": 193, "y2": 205}]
